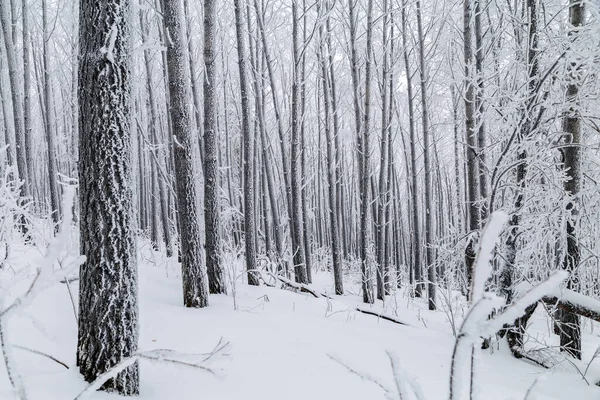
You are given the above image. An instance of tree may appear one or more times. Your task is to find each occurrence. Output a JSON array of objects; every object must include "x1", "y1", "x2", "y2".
[
  {"x1": 162, "y1": 0, "x2": 210, "y2": 306},
  {"x1": 290, "y1": 0, "x2": 308, "y2": 284},
  {"x1": 77, "y1": 0, "x2": 139, "y2": 393},
  {"x1": 0, "y1": 0, "x2": 30, "y2": 202},
  {"x1": 559, "y1": 0, "x2": 584, "y2": 360},
  {"x1": 317, "y1": 0, "x2": 343, "y2": 295},
  {"x1": 415, "y1": 0, "x2": 436, "y2": 311},
  {"x1": 233, "y1": 0, "x2": 259, "y2": 286},
  {"x1": 203, "y1": 0, "x2": 227, "y2": 293},
  {"x1": 359, "y1": 0, "x2": 375, "y2": 304},
  {"x1": 42, "y1": 0, "x2": 61, "y2": 229}
]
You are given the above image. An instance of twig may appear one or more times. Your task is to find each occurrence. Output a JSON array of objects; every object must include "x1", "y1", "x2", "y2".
[
  {"x1": 12, "y1": 345, "x2": 69, "y2": 369},
  {"x1": 355, "y1": 306, "x2": 412, "y2": 327}
]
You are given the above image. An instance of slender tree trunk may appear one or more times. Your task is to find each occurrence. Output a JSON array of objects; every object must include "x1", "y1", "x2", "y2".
[
  {"x1": 22, "y1": 0, "x2": 34, "y2": 196},
  {"x1": 415, "y1": 0, "x2": 436, "y2": 310},
  {"x1": 203, "y1": 0, "x2": 226, "y2": 293},
  {"x1": 318, "y1": 4, "x2": 344, "y2": 295},
  {"x1": 376, "y1": 0, "x2": 390, "y2": 301},
  {"x1": 290, "y1": 0, "x2": 308, "y2": 284},
  {"x1": 162, "y1": 0, "x2": 210, "y2": 306},
  {"x1": 464, "y1": 0, "x2": 479, "y2": 296},
  {"x1": 401, "y1": 1, "x2": 422, "y2": 297},
  {"x1": 233, "y1": 0, "x2": 258, "y2": 286},
  {"x1": 559, "y1": 0, "x2": 584, "y2": 360},
  {"x1": 0, "y1": 0, "x2": 30, "y2": 200},
  {"x1": 42, "y1": 0, "x2": 61, "y2": 229},
  {"x1": 474, "y1": 0, "x2": 488, "y2": 222},
  {"x1": 359, "y1": 0, "x2": 375, "y2": 304}
]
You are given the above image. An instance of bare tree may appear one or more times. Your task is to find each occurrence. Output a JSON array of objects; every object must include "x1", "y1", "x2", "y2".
[
  {"x1": 203, "y1": 0, "x2": 226, "y2": 293},
  {"x1": 162, "y1": 0, "x2": 210, "y2": 306}
]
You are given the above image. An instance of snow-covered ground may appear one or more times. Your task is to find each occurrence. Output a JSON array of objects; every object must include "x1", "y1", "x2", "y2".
[{"x1": 1, "y1": 238, "x2": 599, "y2": 400}]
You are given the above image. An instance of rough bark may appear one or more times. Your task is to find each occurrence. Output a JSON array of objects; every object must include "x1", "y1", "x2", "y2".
[
  {"x1": 203, "y1": 0, "x2": 226, "y2": 294},
  {"x1": 559, "y1": 0, "x2": 584, "y2": 360},
  {"x1": 233, "y1": 0, "x2": 259, "y2": 286},
  {"x1": 42, "y1": 0, "x2": 61, "y2": 230},
  {"x1": 401, "y1": 1, "x2": 422, "y2": 297},
  {"x1": 290, "y1": 0, "x2": 308, "y2": 284},
  {"x1": 77, "y1": 0, "x2": 139, "y2": 393},
  {"x1": 162, "y1": 0, "x2": 210, "y2": 306},
  {"x1": 318, "y1": 4, "x2": 344, "y2": 295}
]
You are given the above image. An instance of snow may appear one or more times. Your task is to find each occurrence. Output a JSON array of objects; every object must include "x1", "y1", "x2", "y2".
[{"x1": 0, "y1": 238, "x2": 598, "y2": 400}]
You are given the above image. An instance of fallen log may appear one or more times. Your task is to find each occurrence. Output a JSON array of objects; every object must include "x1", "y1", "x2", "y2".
[{"x1": 542, "y1": 288, "x2": 600, "y2": 323}]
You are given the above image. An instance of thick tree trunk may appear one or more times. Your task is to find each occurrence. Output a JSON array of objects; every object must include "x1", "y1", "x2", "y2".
[
  {"x1": 162, "y1": 0, "x2": 211, "y2": 306},
  {"x1": 77, "y1": 0, "x2": 139, "y2": 393}
]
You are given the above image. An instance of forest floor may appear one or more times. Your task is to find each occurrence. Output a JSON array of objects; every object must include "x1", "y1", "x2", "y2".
[{"x1": 1, "y1": 237, "x2": 600, "y2": 400}]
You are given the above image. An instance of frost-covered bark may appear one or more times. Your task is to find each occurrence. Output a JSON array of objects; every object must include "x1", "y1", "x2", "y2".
[
  {"x1": 559, "y1": 0, "x2": 585, "y2": 360},
  {"x1": 77, "y1": 0, "x2": 139, "y2": 393},
  {"x1": 162, "y1": 0, "x2": 211, "y2": 305},
  {"x1": 22, "y1": 0, "x2": 34, "y2": 193},
  {"x1": 233, "y1": 0, "x2": 258, "y2": 286},
  {"x1": 463, "y1": 0, "x2": 479, "y2": 295},
  {"x1": 42, "y1": 0, "x2": 61, "y2": 229},
  {"x1": 401, "y1": 1, "x2": 422, "y2": 298},
  {"x1": 290, "y1": 0, "x2": 307, "y2": 284},
  {"x1": 359, "y1": 0, "x2": 375, "y2": 304},
  {"x1": 0, "y1": 0, "x2": 30, "y2": 201},
  {"x1": 203, "y1": 0, "x2": 227, "y2": 294},
  {"x1": 415, "y1": 0, "x2": 436, "y2": 311},
  {"x1": 317, "y1": 5, "x2": 343, "y2": 295}
]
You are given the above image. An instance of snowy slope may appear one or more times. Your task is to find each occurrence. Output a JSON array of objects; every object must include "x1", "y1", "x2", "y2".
[{"x1": 1, "y1": 241, "x2": 599, "y2": 400}]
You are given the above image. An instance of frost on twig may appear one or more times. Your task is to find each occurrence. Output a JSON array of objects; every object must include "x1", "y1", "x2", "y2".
[
  {"x1": 449, "y1": 211, "x2": 568, "y2": 400},
  {"x1": 74, "y1": 338, "x2": 230, "y2": 400},
  {"x1": 0, "y1": 186, "x2": 84, "y2": 400},
  {"x1": 328, "y1": 352, "x2": 425, "y2": 400}
]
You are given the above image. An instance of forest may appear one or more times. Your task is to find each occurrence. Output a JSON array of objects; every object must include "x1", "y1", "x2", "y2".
[{"x1": 0, "y1": 0, "x2": 599, "y2": 398}]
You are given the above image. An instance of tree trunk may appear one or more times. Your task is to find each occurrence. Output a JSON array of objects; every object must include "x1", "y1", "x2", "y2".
[
  {"x1": 233, "y1": 0, "x2": 258, "y2": 286},
  {"x1": 42, "y1": 0, "x2": 61, "y2": 230},
  {"x1": 415, "y1": 0, "x2": 436, "y2": 311},
  {"x1": 401, "y1": 1, "x2": 422, "y2": 297},
  {"x1": 162, "y1": 0, "x2": 211, "y2": 306},
  {"x1": 203, "y1": 0, "x2": 226, "y2": 294},
  {"x1": 559, "y1": 0, "x2": 584, "y2": 360},
  {"x1": 77, "y1": 0, "x2": 139, "y2": 393},
  {"x1": 318, "y1": 3, "x2": 344, "y2": 295},
  {"x1": 359, "y1": 0, "x2": 375, "y2": 304}
]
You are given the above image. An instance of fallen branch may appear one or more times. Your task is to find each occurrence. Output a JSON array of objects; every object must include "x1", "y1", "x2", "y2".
[
  {"x1": 355, "y1": 306, "x2": 412, "y2": 327},
  {"x1": 542, "y1": 289, "x2": 600, "y2": 323},
  {"x1": 74, "y1": 338, "x2": 229, "y2": 400},
  {"x1": 267, "y1": 272, "x2": 326, "y2": 298}
]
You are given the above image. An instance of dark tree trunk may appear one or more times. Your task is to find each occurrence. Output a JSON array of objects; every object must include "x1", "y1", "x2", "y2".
[
  {"x1": 559, "y1": 0, "x2": 584, "y2": 360},
  {"x1": 162, "y1": 0, "x2": 211, "y2": 306},
  {"x1": 77, "y1": 0, "x2": 139, "y2": 393},
  {"x1": 233, "y1": 0, "x2": 259, "y2": 286},
  {"x1": 203, "y1": 0, "x2": 226, "y2": 294}
]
